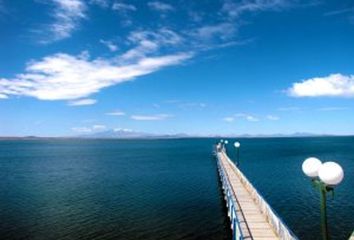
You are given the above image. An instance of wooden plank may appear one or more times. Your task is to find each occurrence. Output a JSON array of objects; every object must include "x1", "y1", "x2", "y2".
[{"x1": 218, "y1": 151, "x2": 279, "y2": 240}]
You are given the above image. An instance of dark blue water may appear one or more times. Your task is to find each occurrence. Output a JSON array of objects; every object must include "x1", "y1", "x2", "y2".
[{"x1": 0, "y1": 137, "x2": 353, "y2": 240}]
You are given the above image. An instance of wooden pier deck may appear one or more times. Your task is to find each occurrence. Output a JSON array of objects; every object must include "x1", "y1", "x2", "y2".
[
  {"x1": 350, "y1": 231, "x2": 354, "y2": 240},
  {"x1": 216, "y1": 145, "x2": 297, "y2": 240}
]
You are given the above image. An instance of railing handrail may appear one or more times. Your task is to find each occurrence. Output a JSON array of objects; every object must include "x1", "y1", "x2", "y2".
[
  {"x1": 219, "y1": 148, "x2": 298, "y2": 240},
  {"x1": 217, "y1": 157, "x2": 248, "y2": 239}
]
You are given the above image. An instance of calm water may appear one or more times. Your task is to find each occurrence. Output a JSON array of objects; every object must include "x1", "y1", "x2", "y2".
[{"x1": 0, "y1": 137, "x2": 353, "y2": 240}]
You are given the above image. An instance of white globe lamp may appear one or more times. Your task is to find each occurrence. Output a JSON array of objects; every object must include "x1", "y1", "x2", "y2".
[
  {"x1": 318, "y1": 162, "x2": 344, "y2": 186},
  {"x1": 234, "y1": 142, "x2": 240, "y2": 148},
  {"x1": 302, "y1": 157, "x2": 322, "y2": 178}
]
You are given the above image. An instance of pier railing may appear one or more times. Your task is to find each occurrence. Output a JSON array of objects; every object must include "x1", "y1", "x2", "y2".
[
  {"x1": 217, "y1": 152, "x2": 247, "y2": 240},
  {"x1": 215, "y1": 144, "x2": 298, "y2": 240}
]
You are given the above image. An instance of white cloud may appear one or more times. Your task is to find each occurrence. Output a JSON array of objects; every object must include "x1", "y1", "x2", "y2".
[
  {"x1": 131, "y1": 114, "x2": 172, "y2": 121},
  {"x1": 68, "y1": 98, "x2": 97, "y2": 106},
  {"x1": 0, "y1": 51, "x2": 192, "y2": 101},
  {"x1": 245, "y1": 115, "x2": 259, "y2": 122},
  {"x1": 100, "y1": 39, "x2": 118, "y2": 52},
  {"x1": 287, "y1": 73, "x2": 354, "y2": 97},
  {"x1": 235, "y1": 113, "x2": 259, "y2": 122},
  {"x1": 92, "y1": 124, "x2": 107, "y2": 131},
  {"x1": 223, "y1": 117, "x2": 235, "y2": 122},
  {"x1": 0, "y1": 93, "x2": 8, "y2": 99},
  {"x1": 106, "y1": 111, "x2": 126, "y2": 116},
  {"x1": 223, "y1": 113, "x2": 260, "y2": 122},
  {"x1": 72, "y1": 124, "x2": 107, "y2": 133},
  {"x1": 147, "y1": 1, "x2": 174, "y2": 11},
  {"x1": 40, "y1": 0, "x2": 86, "y2": 43},
  {"x1": 266, "y1": 115, "x2": 280, "y2": 120},
  {"x1": 112, "y1": 2, "x2": 137, "y2": 11}
]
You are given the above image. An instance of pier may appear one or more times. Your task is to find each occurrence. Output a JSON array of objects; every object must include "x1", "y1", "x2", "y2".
[{"x1": 215, "y1": 144, "x2": 298, "y2": 240}]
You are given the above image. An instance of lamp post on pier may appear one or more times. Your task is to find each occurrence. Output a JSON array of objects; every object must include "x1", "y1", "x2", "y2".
[
  {"x1": 234, "y1": 142, "x2": 240, "y2": 166},
  {"x1": 302, "y1": 157, "x2": 344, "y2": 240},
  {"x1": 224, "y1": 140, "x2": 228, "y2": 152}
]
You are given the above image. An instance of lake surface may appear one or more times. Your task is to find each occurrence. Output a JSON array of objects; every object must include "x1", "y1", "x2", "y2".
[{"x1": 0, "y1": 137, "x2": 353, "y2": 240}]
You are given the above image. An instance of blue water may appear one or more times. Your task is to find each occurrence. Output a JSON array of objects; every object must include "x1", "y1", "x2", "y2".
[{"x1": 0, "y1": 137, "x2": 353, "y2": 240}]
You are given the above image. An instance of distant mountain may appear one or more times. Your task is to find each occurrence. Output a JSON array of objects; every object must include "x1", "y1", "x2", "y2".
[{"x1": 79, "y1": 129, "x2": 191, "y2": 139}]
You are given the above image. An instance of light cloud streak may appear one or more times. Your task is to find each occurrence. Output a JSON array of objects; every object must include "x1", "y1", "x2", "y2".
[
  {"x1": 112, "y1": 2, "x2": 137, "y2": 12},
  {"x1": 68, "y1": 98, "x2": 97, "y2": 106},
  {"x1": 72, "y1": 124, "x2": 107, "y2": 133},
  {"x1": 106, "y1": 111, "x2": 126, "y2": 116},
  {"x1": 288, "y1": 73, "x2": 354, "y2": 98},
  {"x1": 131, "y1": 114, "x2": 172, "y2": 121},
  {"x1": 223, "y1": 117, "x2": 235, "y2": 122},
  {"x1": 266, "y1": 115, "x2": 280, "y2": 120},
  {"x1": 317, "y1": 107, "x2": 349, "y2": 111},
  {"x1": 147, "y1": 1, "x2": 174, "y2": 12},
  {"x1": 222, "y1": 0, "x2": 293, "y2": 19}
]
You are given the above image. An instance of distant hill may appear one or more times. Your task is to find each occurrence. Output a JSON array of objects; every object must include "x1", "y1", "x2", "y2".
[{"x1": 79, "y1": 129, "x2": 191, "y2": 139}]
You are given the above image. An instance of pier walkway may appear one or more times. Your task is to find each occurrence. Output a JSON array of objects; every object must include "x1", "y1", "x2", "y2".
[{"x1": 215, "y1": 144, "x2": 298, "y2": 240}]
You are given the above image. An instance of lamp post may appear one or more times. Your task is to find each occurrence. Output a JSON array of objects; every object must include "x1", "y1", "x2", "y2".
[
  {"x1": 234, "y1": 142, "x2": 240, "y2": 166},
  {"x1": 302, "y1": 157, "x2": 344, "y2": 240},
  {"x1": 224, "y1": 140, "x2": 228, "y2": 152}
]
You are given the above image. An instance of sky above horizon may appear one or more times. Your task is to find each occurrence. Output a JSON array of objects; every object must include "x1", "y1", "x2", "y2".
[{"x1": 1, "y1": 0, "x2": 354, "y2": 136}]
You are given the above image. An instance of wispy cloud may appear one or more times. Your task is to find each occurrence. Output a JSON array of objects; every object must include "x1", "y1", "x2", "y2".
[
  {"x1": 223, "y1": 117, "x2": 235, "y2": 122},
  {"x1": 147, "y1": 1, "x2": 174, "y2": 12},
  {"x1": 112, "y1": 2, "x2": 137, "y2": 12},
  {"x1": 106, "y1": 111, "x2": 126, "y2": 116},
  {"x1": 122, "y1": 28, "x2": 183, "y2": 61},
  {"x1": 187, "y1": 23, "x2": 237, "y2": 48},
  {"x1": 68, "y1": 98, "x2": 97, "y2": 106},
  {"x1": 221, "y1": 0, "x2": 293, "y2": 19},
  {"x1": 178, "y1": 102, "x2": 207, "y2": 109},
  {"x1": 71, "y1": 124, "x2": 107, "y2": 133},
  {"x1": 287, "y1": 73, "x2": 354, "y2": 98},
  {"x1": 131, "y1": 114, "x2": 172, "y2": 121},
  {"x1": 235, "y1": 113, "x2": 259, "y2": 122},
  {"x1": 0, "y1": 51, "x2": 192, "y2": 102},
  {"x1": 317, "y1": 107, "x2": 349, "y2": 111},
  {"x1": 223, "y1": 113, "x2": 260, "y2": 122},
  {"x1": 38, "y1": 0, "x2": 86, "y2": 43},
  {"x1": 266, "y1": 115, "x2": 280, "y2": 120},
  {"x1": 92, "y1": 124, "x2": 107, "y2": 131},
  {"x1": 324, "y1": 7, "x2": 354, "y2": 17},
  {"x1": 100, "y1": 39, "x2": 118, "y2": 52}
]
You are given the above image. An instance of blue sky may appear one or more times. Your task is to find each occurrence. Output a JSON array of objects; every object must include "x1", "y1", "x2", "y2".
[{"x1": 1, "y1": 0, "x2": 354, "y2": 136}]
